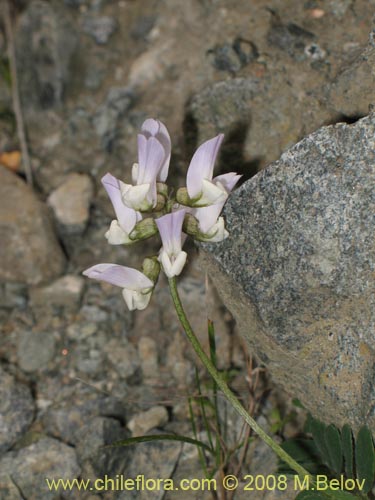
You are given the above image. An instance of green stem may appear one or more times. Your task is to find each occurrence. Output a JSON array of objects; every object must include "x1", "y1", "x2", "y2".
[{"x1": 168, "y1": 278, "x2": 312, "y2": 482}]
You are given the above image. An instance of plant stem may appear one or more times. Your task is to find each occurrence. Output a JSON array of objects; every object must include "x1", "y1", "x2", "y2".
[{"x1": 168, "y1": 277, "x2": 313, "y2": 482}]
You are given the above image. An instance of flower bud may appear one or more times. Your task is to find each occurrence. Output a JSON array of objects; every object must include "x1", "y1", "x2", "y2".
[
  {"x1": 182, "y1": 212, "x2": 200, "y2": 237},
  {"x1": 142, "y1": 256, "x2": 161, "y2": 284},
  {"x1": 176, "y1": 187, "x2": 194, "y2": 206},
  {"x1": 129, "y1": 218, "x2": 158, "y2": 241}
]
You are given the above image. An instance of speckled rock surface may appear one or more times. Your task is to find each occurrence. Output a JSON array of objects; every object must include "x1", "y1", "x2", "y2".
[
  {"x1": 0, "y1": 168, "x2": 66, "y2": 285},
  {"x1": 200, "y1": 113, "x2": 375, "y2": 431},
  {"x1": 0, "y1": 437, "x2": 80, "y2": 500},
  {"x1": 0, "y1": 368, "x2": 35, "y2": 454}
]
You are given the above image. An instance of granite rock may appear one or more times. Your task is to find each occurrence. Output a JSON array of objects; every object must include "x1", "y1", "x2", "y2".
[
  {"x1": 0, "y1": 368, "x2": 35, "y2": 454},
  {"x1": 200, "y1": 113, "x2": 375, "y2": 431},
  {"x1": 0, "y1": 168, "x2": 66, "y2": 285}
]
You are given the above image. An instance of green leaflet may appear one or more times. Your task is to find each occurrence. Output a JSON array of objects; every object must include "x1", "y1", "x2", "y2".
[
  {"x1": 341, "y1": 424, "x2": 354, "y2": 479},
  {"x1": 325, "y1": 424, "x2": 343, "y2": 474},
  {"x1": 355, "y1": 425, "x2": 375, "y2": 494}
]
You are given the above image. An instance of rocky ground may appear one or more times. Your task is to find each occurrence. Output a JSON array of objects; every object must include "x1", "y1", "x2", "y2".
[{"x1": 0, "y1": 0, "x2": 374, "y2": 498}]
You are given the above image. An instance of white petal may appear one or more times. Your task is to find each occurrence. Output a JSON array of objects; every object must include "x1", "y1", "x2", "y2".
[
  {"x1": 159, "y1": 249, "x2": 187, "y2": 278},
  {"x1": 105, "y1": 220, "x2": 132, "y2": 245},
  {"x1": 202, "y1": 217, "x2": 229, "y2": 242},
  {"x1": 122, "y1": 288, "x2": 152, "y2": 311},
  {"x1": 131, "y1": 163, "x2": 139, "y2": 185},
  {"x1": 120, "y1": 182, "x2": 153, "y2": 211},
  {"x1": 194, "y1": 179, "x2": 227, "y2": 206}
]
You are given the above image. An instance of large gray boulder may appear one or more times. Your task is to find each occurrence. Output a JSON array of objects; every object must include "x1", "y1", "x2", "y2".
[{"x1": 200, "y1": 113, "x2": 375, "y2": 431}]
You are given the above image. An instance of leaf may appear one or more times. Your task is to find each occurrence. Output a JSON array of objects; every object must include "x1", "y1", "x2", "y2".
[
  {"x1": 341, "y1": 424, "x2": 354, "y2": 479},
  {"x1": 355, "y1": 425, "x2": 375, "y2": 494},
  {"x1": 324, "y1": 424, "x2": 343, "y2": 474},
  {"x1": 310, "y1": 417, "x2": 329, "y2": 466},
  {"x1": 292, "y1": 398, "x2": 305, "y2": 409},
  {"x1": 105, "y1": 433, "x2": 214, "y2": 453},
  {"x1": 278, "y1": 439, "x2": 329, "y2": 475},
  {"x1": 323, "y1": 489, "x2": 359, "y2": 500}
]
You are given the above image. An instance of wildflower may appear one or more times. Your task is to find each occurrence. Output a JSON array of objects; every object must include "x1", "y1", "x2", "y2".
[
  {"x1": 184, "y1": 203, "x2": 228, "y2": 242},
  {"x1": 177, "y1": 134, "x2": 241, "y2": 207},
  {"x1": 121, "y1": 119, "x2": 171, "y2": 211},
  {"x1": 191, "y1": 171, "x2": 241, "y2": 241},
  {"x1": 83, "y1": 263, "x2": 154, "y2": 311},
  {"x1": 155, "y1": 209, "x2": 187, "y2": 278},
  {"x1": 102, "y1": 173, "x2": 142, "y2": 244}
]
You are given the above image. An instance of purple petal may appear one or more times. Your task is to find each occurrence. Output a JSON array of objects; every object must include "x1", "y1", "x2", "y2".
[
  {"x1": 186, "y1": 134, "x2": 224, "y2": 199},
  {"x1": 141, "y1": 118, "x2": 160, "y2": 136},
  {"x1": 83, "y1": 263, "x2": 153, "y2": 290},
  {"x1": 141, "y1": 119, "x2": 171, "y2": 182},
  {"x1": 101, "y1": 173, "x2": 139, "y2": 233},
  {"x1": 213, "y1": 172, "x2": 242, "y2": 194},
  {"x1": 155, "y1": 209, "x2": 186, "y2": 255},
  {"x1": 137, "y1": 135, "x2": 165, "y2": 185}
]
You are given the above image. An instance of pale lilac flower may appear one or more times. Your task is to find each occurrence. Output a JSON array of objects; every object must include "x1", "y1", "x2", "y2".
[
  {"x1": 190, "y1": 173, "x2": 241, "y2": 241},
  {"x1": 155, "y1": 209, "x2": 187, "y2": 278},
  {"x1": 186, "y1": 134, "x2": 241, "y2": 207},
  {"x1": 83, "y1": 263, "x2": 154, "y2": 311},
  {"x1": 139, "y1": 119, "x2": 171, "y2": 182},
  {"x1": 121, "y1": 119, "x2": 171, "y2": 211},
  {"x1": 102, "y1": 173, "x2": 142, "y2": 244},
  {"x1": 193, "y1": 203, "x2": 228, "y2": 242}
]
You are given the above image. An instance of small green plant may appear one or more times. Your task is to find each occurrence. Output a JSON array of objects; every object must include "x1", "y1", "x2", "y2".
[
  {"x1": 84, "y1": 118, "x2": 370, "y2": 500},
  {"x1": 279, "y1": 413, "x2": 375, "y2": 499}
]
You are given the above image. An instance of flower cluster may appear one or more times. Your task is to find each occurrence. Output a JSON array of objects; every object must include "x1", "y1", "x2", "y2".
[{"x1": 83, "y1": 119, "x2": 241, "y2": 310}]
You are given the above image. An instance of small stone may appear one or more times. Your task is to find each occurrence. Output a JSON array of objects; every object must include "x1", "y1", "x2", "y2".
[
  {"x1": 75, "y1": 347, "x2": 104, "y2": 375},
  {"x1": 0, "y1": 283, "x2": 28, "y2": 309},
  {"x1": 304, "y1": 43, "x2": 326, "y2": 61},
  {"x1": 29, "y1": 275, "x2": 85, "y2": 313},
  {"x1": 138, "y1": 337, "x2": 158, "y2": 378},
  {"x1": 0, "y1": 367, "x2": 35, "y2": 454},
  {"x1": 0, "y1": 437, "x2": 81, "y2": 500},
  {"x1": 42, "y1": 390, "x2": 127, "y2": 444},
  {"x1": 104, "y1": 340, "x2": 140, "y2": 380},
  {"x1": 17, "y1": 331, "x2": 56, "y2": 373},
  {"x1": 67, "y1": 321, "x2": 98, "y2": 340},
  {"x1": 47, "y1": 173, "x2": 94, "y2": 234},
  {"x1": 123, "y1": 440, "x2": 181, "y2": 500},
  {"x1": 128, "y1": 406, "x2": 169, "y2": 437},
  {"x1": 82, "y1": 16, "x2": 117, "y2": 45},
  {"x1": 75, "y1": 417, "x2": 130, "y2": 478},
  {"x1": 0, "y1": 168, "x2": 66, "y2": 285}
]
